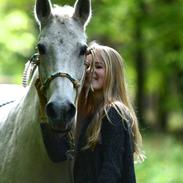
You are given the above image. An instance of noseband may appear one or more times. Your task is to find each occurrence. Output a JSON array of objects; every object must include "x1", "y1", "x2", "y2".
[{"x1": 42, "y1": 72, "x2": 80, "y2": 91}]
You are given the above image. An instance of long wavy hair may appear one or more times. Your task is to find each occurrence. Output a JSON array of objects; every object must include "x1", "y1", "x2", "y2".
[{"x1": 76, "y1": 42, "x2": 144, "y2": 161}]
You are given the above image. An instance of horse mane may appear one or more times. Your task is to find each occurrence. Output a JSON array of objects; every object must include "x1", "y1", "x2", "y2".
[{"x1": 22, "y1": 60, "x2": 37, "y2": 87}]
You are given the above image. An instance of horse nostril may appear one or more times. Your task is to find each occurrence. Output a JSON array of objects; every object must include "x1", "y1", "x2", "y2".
[
  {"x1": 67, "y1": 102, "x2": 76, "y2": 119},
  {"x1": 46, "y1": 102, "x2": 57, "y2": 119}
]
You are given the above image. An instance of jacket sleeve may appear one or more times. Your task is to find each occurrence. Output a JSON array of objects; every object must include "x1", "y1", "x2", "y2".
[{"x1": 97, "y1": 107, "x2": 131, "y2": 183}]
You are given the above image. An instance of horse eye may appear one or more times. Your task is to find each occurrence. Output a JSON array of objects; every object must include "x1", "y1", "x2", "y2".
[
  {"x1": 37, "y1": 43, "x2": 46, "y2": 55},
  {"x1": 79, "y1": 45, "x2": 87, "y2": 56}
]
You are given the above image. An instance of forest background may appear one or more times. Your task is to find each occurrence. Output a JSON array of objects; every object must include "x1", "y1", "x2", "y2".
[{"x1": 0, "y1": 0, "x2": 183, "y2": 182}]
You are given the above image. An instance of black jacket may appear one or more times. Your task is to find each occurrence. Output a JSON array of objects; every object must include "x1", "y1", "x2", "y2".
[{"x1": 74, "y1": 107, "x2": 136, "y2": 183}]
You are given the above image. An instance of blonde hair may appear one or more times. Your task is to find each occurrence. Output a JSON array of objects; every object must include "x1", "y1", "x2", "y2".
[{"x1": 76, "y1": 42, "x2": 144, "y2": 162}]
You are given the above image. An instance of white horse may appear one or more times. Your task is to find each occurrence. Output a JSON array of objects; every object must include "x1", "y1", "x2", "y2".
[{"x1": 0, "y1": 0, "x2": 91, "y2": 182}]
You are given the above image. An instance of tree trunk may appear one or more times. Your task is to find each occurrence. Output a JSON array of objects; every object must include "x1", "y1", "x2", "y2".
[{"x1": 134, "y1": 1, "x2": 147, "y2": 128}]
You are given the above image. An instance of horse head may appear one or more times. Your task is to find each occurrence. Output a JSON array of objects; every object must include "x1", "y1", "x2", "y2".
[{"x1": 34, "y1": 0, "x2": 91, "y2": 132}]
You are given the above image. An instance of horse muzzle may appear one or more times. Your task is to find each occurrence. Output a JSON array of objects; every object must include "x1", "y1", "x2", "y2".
[{"x1": 45, "y1": 99, "x2": 76, "y2": 131}]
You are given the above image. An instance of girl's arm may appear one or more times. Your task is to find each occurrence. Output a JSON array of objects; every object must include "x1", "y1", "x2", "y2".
[{"x1": 97, "y1": 107, "x2": 136, "y2": 183}]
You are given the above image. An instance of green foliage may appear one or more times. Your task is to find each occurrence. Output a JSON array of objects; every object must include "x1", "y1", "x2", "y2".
[
  {"x1": 136, "y1": 133, "x2": 183, "y2": 183},
  {"x1": 0, "y1": 0, "x2": 37, "y2": 83}
]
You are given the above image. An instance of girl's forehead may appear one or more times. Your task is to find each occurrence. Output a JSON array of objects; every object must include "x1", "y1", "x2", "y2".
[{"x1": 86, "y1": 51, "x2": 103, "y2": 63}]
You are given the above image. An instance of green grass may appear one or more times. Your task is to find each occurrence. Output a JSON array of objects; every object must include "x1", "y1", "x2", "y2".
[{"x1": 135, "y1": 132, "x2": 183, "y2": 183}]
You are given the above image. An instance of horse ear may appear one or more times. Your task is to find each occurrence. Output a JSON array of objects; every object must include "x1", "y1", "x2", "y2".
[
  {"x1": 73, "y1": 0, "x2": 91, "y2": 27},
  {"x1": 34, "y1": 0, "x2": 52, "y2": 28}
]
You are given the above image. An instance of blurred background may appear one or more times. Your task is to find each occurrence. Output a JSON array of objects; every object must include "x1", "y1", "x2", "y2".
[{"x1": 0, "y1": 0, "x2": 183, "y2": 182}]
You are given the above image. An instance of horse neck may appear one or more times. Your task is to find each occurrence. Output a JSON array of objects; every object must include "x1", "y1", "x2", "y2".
[
  {"x1": 2, "y1": 70, "x2": 44, "y2": 155},
  {"x1": 18, "y1": 70, "x2": 41, "y2": 129}
]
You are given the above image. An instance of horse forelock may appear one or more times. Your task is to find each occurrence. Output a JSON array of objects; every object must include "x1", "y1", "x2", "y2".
[{"x1": 52, "y1": 5, "x2": 74, "y2": 19}]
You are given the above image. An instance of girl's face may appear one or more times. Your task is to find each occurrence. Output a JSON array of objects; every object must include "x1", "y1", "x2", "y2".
[{"x1": 86, "y1": 51, "x2": 106, "y2": 92}]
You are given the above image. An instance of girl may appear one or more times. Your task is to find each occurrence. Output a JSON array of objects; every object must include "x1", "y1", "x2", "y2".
[{"x1": 74, "y1": 42, "x2": 144, "y2": 183}]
